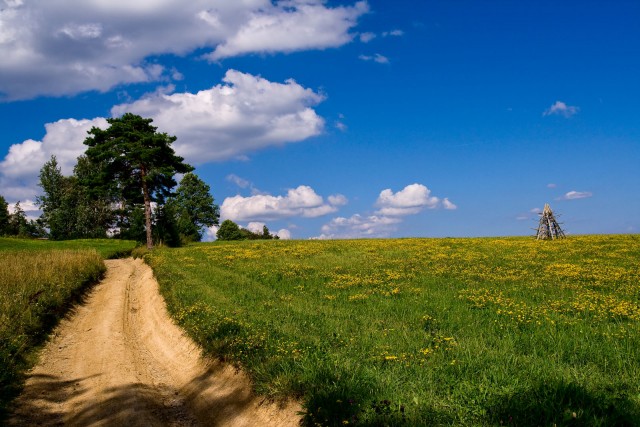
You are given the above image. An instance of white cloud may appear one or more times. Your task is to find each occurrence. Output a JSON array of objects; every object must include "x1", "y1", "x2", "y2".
[
  {"x1": 8, "y1": 199, "x2": 40, "y2": 222},
  {"x1": 8, "y1": 199, "x2": 39, "y2": 214},
  {"x1": 375, "y1": 183, "x2": 441, "y2": 216},
  {"x1": 221, "y1": 185, "x2": 338, "y2": 222},
  {"x1": 547, "y1": 183, "x2": 557, "y2": 188},
  {"x1": 112, "y1": 69, "x2": 325, "y2": 164},
  {"x1": 328, "y1": 194, "x2": 348, "y2": 206},
  {"x1": 0, "y1": 0, "x2": 369, "y2": 99},
  {"x1": 204, "y1": 225, "x2": 219, "y2": 242},
  {"x1": 382, "y1": 29, "x2": 404, "y2": 37},
  {"x1": 530, "y1": 207, "x2": 542, "y2": 214},
  {"x1": 317, "y1": 214, "x2": 402, "y2": 239},
  {"x1": 358, "y1": 53, "x2": 389, "y2": 64},
  {"x1": 276, "y1": 228, "x2": 292, "y2": 240},
  {"x1": 442, "y1": 198, "x2": 457, "y2": 210},
  {"x1": 318, "y1": 183, "x2": 454, "y2": 239},
  {"x1": 359, "y1": 32, "x2": 376, "y2": 43},
  {"x1": 559, "y1": 190, "x2": 593, "y2": 200},
  {"x1": 245, "y1": 221, "x2": 266, "y2": 234},
  {"x1": 543, "y1": 101, "x2": 579, "y2": 118},
  {"x1": 226, "y1": 174, "x2": 251, "y2": 189},
  {"x1": 206, "y1": 1, "x2": 369, "y2": 61},
  {"x1": 0, "y1": 118, "x2": 108, "y2": 200},
  {"x1": 0, "y1": 71, "x2": 326, "y2": 202}
]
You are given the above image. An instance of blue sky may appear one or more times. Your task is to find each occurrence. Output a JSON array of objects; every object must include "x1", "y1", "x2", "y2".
[{"x1": 0, "y1": 0, "x2": 638, "y2": 239}]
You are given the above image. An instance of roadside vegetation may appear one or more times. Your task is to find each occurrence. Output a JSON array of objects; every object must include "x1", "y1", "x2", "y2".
[
  {"x1": 146, "y1": 235, "x2": 640, "y2": 426},
  {"x1": 0, "y1": 238, "x2": 136, "y2": 418}
]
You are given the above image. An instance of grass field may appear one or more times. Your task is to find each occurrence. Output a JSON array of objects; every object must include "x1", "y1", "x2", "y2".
[
  {"x1": 0, "y1": 238, "x2": 136, "y2": 418},
  {"x1": 146, "y1": 235, "x2": 640, "y2": 426}
]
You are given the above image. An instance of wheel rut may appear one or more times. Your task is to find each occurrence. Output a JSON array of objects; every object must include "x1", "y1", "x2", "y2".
[{"x1": 9, "y1": 258, "x2": 300, "y2": 427}]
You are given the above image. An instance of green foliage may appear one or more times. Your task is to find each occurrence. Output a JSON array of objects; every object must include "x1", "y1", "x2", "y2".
[
  {"x1": 0, "y1": 195, "x2": 10, "y2": 235},
  {"x1": 216, "y1": 220, "x2": 278, "y2": 241},
  {"x1": 72, "y1": 156, "x2": 114, "y2": 237},
  {"x1": 36, "y1": 156, "x2": 75, "y2": 239},
  {"x1": 239, "y1": 225, "x2": 279, "y2": 240},
  {"x1": 171, "y1": 172, "x2": 219, "y2": 242},
  {"x1": 147, "y1": 235, "x2": 640, "y2": 426},
  {"x1": 117, "y1": 205, "x2": 146, "y2": 243},
  {"x1": 153, "y1": 203, "x2": 181, "y2": 247},
  {"x1": 216, "y1": 219, "x2": 243, "y2": 241},
  {"x1": 7, "y1": 201, "x2": 29, "y2": 237},
  {"x1": 35, "y1": 155, "x2": 112, "y2": 240},
  {"x1": 84, "y1": 113, "x2": 193, "y2": 248}
]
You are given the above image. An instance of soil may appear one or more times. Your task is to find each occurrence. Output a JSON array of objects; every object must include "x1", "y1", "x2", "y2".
[{"x1": 8, "y1": 258, "x2": 301, "y2": 426}]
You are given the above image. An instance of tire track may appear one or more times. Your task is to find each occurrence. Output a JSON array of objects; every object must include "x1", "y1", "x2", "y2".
[{"x1": 9, "y1": 258, "x2": 300, "y2": 426}]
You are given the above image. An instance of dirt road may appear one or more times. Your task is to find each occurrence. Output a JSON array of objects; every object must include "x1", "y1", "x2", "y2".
[{"x1": 9, "y1": 258, "x2": 300, "y2": 426}]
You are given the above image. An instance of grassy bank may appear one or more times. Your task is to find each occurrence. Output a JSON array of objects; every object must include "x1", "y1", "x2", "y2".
[
  {"x1": 147, "y1": 235, "x2": 640, "y2": 426},
  {"x1": 0, "y1": 238, "x2": 136, "y2": 418}
]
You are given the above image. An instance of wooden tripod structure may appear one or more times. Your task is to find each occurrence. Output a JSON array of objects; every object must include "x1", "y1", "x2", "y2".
[{"x1": 536, "y1": 203, "x2": 566, "y2": 240}]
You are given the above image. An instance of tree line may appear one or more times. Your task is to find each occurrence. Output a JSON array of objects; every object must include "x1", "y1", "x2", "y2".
[{"x1": 0, "y1": 113, "x2": 281, "y2": 247}]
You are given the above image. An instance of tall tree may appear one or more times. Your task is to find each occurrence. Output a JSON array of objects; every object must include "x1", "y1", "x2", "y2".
[
  {"x1": 36, "y1": 156, "x2": 70, "y2": 239},
  {"x1": 0, "y1": 195, "x2": 10, "y2": 235},
  {"x1": 73, "y1": 155, "x2": 114, "y2": 237},
  {"x1": 8, "y1": 201, "x2": 28, "y2": 237},
  {"x1": 84, "y1": 113, "x2": 193, "y2": 248},
  {"x1": 216, "y1": 219, "x2": 244, "y2": 241},
  {"x1": 171, "y1": 172, "x2": 219, "y2": 242}
]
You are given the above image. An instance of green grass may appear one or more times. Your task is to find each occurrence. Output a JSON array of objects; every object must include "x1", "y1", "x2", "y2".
[
  {"x1": 146, "y1": 235, "x2": 640, "y2": 426},
  {"x1": 0, "y1": 237, "x2": 136, "y2": 259},
  {"x1": 0, "y1": 237, "x2": 136, "y2": 419}
]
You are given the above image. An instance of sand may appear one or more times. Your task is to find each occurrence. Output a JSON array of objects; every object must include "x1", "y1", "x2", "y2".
[{"x1": 9, "y1": 258, "x2": 300, "y2": 426}]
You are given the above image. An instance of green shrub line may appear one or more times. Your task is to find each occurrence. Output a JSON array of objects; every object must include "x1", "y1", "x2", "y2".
[
  {"x1": 146, "y1": 235, "x2": 640, "y2": 426},
  {"x1": 0, "y1": 238, "x2": 136, "y2": 420}
]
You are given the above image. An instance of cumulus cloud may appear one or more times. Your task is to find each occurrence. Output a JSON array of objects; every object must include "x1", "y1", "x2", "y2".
[
  {"x1": 328, "y1": 194, "x2": 348, "y2": 206},
  {"x1": 543, "y1": 101, "x2": 579, "y2": 118},
  {"x1": 0, "y1": 0, "x2": 369, "y2": 99},
  {"x1": 206, "y1": 1, "x2": 369, "y2": 60},
  {"x1": 221, "y1": 185, "x2": 340, "y2": 222},
  {"x1": 112, "y1": 69, "x2": 325, "y2": 164},
  {"x1": 318, "y1": 183, "x2": 454, "y2": 239},
  {"x1": 276, "y1": 229, "x2": 292, "y2": 240},
  {"x1": 0, "y1": 71, "x2": 326, "y2": 202},
  {"x1": 442, "y1": 198, "x2": 457, "y2": 210},
  {"x1": 7, "y1": 199, "x2": 40, "y2": 221},
  {"x1": 0, "y1": 118, "x2": 108, "y2": 200},
  {"x1": 8, "y1": 199, "x2": 39, "y2": 215},
  {"x1": 375, "y1": 183, "x2": 441, "y2": 216},
  {"x1": 358, "y1": 53, "x2": 390, "y2": 64},
  {"x1": 558, "y1": 190, "x2": 593, "y2": 200},
  {"x1": 359, "y1": 32, "x2": 376, "y2": 43},
  {"x1": 204, "y1": 225, "x2": 219, "y2": 242},
  {"x1": 317, "y1": 214, "x2": 402, "y2": 239}
]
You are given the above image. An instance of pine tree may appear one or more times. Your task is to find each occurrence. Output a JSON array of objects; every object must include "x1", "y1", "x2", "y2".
[
  {"x1": 84, "y1": 113, "x2": 193, "y2": 248},
  {"x1": 0, "y1": 195, "x2": 10, "y2": 235}
]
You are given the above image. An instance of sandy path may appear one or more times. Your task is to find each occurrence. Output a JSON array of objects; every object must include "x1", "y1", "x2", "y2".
[{"x1": 9, "y1": 258, "x2": 300, "y2": 426}]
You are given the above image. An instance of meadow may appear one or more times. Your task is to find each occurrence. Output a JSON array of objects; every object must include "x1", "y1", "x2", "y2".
[
  {"x1": 0, "y1": 238, "x2": 136, "y2": 417},
  {"x1": 146, "y1": 235, "x2": 640, "y2": 426}
]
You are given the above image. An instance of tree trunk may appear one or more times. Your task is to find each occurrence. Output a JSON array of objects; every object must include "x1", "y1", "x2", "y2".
[{"x1": 141, "y1": 168, "x2": 153, "y2": 249}]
